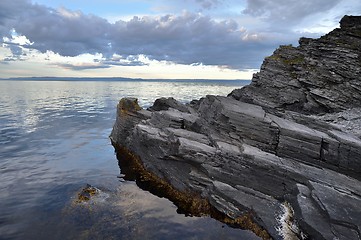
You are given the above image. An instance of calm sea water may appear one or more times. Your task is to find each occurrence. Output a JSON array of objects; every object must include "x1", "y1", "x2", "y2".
[{"x1": 0, "y1": 80, "x2": 258, "y2": 240}]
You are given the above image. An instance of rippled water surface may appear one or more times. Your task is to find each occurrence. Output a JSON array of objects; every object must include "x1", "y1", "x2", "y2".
[{"x1": 0, "y1": 80, "x2": 258, "y2": 240}]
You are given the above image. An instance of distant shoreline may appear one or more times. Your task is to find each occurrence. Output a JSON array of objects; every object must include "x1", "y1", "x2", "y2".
[{"x1": 0, "y1": 77, "x2": 251, "y2": 84}]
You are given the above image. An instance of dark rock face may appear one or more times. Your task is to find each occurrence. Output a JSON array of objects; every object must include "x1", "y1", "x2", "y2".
[
  {"x1": 111, "y1": 16, "x2": 361, "y2": 240},
  {"x1": 229, "y1": 15, "x2": 361, "y2": 114}
]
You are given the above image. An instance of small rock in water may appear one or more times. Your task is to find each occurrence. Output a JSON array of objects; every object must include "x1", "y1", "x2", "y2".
[{"x1": 77, "y1": 184, "x2": 99, "y2": 202}]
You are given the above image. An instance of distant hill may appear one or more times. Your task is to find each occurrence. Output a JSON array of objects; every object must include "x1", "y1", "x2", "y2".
[{"x1": 0, "y1": 77, "x2": 251, "y2": 84}]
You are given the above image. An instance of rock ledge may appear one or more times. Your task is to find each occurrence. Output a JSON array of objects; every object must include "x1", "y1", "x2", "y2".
[{"x1": 110, "y1": 16, "x2": 361, "y2": 240}]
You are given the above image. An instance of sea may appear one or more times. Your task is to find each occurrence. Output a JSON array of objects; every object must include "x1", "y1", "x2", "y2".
[{"x1": 0, "y1": 79, "x2": 259, "y2": 240}]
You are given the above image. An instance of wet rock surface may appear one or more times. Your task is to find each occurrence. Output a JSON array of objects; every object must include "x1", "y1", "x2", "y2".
[{"x1": 110, "y1": 15, "x2": 361, "y2": 240}]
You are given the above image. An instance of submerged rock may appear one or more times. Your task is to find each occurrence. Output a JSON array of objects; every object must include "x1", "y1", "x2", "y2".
[
  {"x1": 110, "y1": 16, "x2": 361, "y2": 240},
  {"x1": 77, "y1": 184, "x2": 100, "y2": 202}
]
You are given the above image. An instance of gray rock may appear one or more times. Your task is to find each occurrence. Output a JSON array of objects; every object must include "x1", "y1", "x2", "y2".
[
  {"x1": 110, "y1": 15, "x2": 361, "y2": 240},
  {"x1": 110, "y1": 95, "x2": 361, "y2": 240},
  {"x1": 229, "y1": 15, "x2": 361, "y2": 114},
  {"x1": 148, "y1": 97, "x2": 190, "y2": 113}
]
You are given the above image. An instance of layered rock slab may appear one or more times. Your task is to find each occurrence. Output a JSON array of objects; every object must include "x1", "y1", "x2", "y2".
[
  {"x1": 110, "y1": 97, "x2": 361, "y2": 240},
  {"x1": 229, "y1": 15, "x2": 361, "y2": 114}
]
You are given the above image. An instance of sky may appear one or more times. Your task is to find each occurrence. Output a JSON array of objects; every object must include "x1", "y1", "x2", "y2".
[{"x1": 0, "y1": 0, "x2": 360, "y2": 79}]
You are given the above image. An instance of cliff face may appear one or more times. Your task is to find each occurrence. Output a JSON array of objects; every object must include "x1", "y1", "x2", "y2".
[
  {"x1": 230, "y1": 15, "x2": 361, "y2": 114},
  {"x1": 110, "y1": 16, "x2": 361, "y2": 240}
]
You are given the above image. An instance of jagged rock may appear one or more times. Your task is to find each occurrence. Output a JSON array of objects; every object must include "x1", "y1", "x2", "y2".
[
  {"x1": 110, "y1": 15, "x2": 361, "y2": 240},
  {"x1": 229, "y1": 15, "x2": 361, "y2": 114}
]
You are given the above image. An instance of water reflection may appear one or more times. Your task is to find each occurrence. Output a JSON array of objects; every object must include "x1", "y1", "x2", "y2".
[
  {"x1": 0, "y1": 80, "x2": 257, "y2": 239},
  {"x1": 18, "y1": 182, "x2": 258, "y2": 240}
]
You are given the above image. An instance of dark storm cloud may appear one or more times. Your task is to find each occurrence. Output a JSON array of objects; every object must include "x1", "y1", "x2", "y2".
[
  {"x1": 109, "y1": 13, "x2": 273, "y2": 68},
  {"x1": 0, "y1": 0, "x2": 273, "y2": 69},
  {"x1": 0, "y1": 0, "x2": 112, "y2": 57},
  {"x1": 15, "y1": 7, "x2": 111, "y2": 56},
  {"x1": 0, "y1": 0, "x2": 25, "y2": 36}
]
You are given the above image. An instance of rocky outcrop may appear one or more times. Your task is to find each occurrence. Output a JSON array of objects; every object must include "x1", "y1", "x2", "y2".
[
  {"x1": 110, "y1": 96, "x2": 361, "y2": 240},
  {"x1": 110, "y1": 16, "x2": 361, "y2": 240},
  {"x1": 229, "y1": 15, "x2": 361, "y2": 114}
]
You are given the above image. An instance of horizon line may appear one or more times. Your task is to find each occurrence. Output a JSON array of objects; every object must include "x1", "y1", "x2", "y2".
[{"x1": 0, "y1": 76, "x2": 252, "y2": 82}]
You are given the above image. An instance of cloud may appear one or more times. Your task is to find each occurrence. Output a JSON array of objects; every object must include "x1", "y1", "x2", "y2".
[
  {"x1": 0, "y1": 57, "x2": 14, "y2": 64},
  {"x1": 0, "y1": 0, "x2": 277, "y2": 70},
  {"x1": 7, "y1": 43, "x2": 23, "y2": 56},
  {"x1": 15, "y1": 7, "x2": 111, "y2": 57},
  {"x1": 2, "y1": 0, "x2": 360, "y2": 72},
  {"x1": 102, "y1": 55, "x2": 149, "y2": 67},
  {"x1": 194, "y1": 0, "x2": 223, "y2": 10},
  {"x1": 150, "y1": 0, "x2": 226, "y2": 13},
  {"x1": 57, "y1": 63, "x2": 111, "y2": 71},
  {"x1": 109, "y1": 13, "x2": 275, "y2": 69},
  {"x1": 242, "y1": 0, "x2": 341, "y2": 25}
]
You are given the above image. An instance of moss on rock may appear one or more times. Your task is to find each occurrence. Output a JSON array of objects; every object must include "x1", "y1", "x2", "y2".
[{"x1": 118, "y1": 98, "x2": 142, "y2": 115}]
